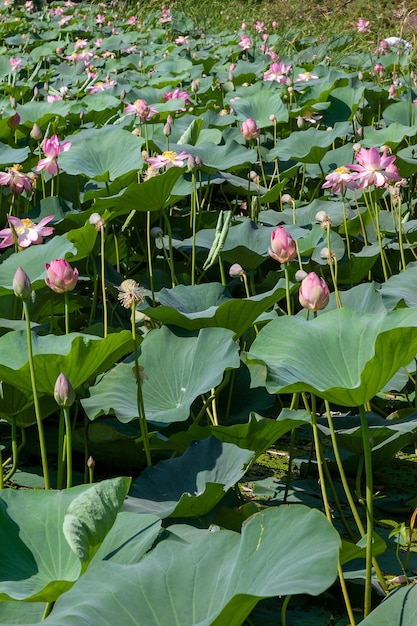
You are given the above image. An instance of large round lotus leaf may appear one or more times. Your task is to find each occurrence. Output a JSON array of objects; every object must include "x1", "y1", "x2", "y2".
[
  {"x1": 0, "y1": 143, "x2": 30, "y2": 166},
  {"x1": 228, "y1": 86, "x2": 289, "y2": 126},
  {"x1": 59, "y1": 127, "x2": 144, "y2": 182},
  {"x1": 248, "y1": 307, "x2": 417, "y2": 406},
  {"x1": 359, "y1": 585, "x2": 417, "y2": 626},
  {"x1": 380, "y1": 261, "x2": 417, "y2": 309},
  {"x1": 82, "y1": 326, "x2": 240, "y2": 426},
  {"x1": 38, "y1": 505, "x2": 340, "y2": 626},
  {"x1": 266, "y1": 122, "x2": 351, "y2": 163},
  {"x1": 129, "y1": 436, "x2": 255, "y2": 517},
  {"x1": 139, "y1": 281, "x2": 287, "y2": 336},
  {"x1": 0, "y1": 478, "x2": 130, "y2": 602}
]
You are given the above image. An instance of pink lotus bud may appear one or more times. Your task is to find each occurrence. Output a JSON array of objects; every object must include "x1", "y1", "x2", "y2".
[
  {"x1": 299, "y1": 272, "x2": 329, "y2": 311},
  {"x1": 7, "y1": 112, "x2": 20, "y2": 129},
  {"x1": 45, "y1": 259, "x2": 79, "y2": 293},
  {"x1": 54, "y1": 372, "x2": 75, "y2": 407},
  {"x1": 241, "y1": 118, "x2": 260, "y2": 141},
  {"x1": 87, "y1": 455, "x2": 95, "y2": 468},
  {"x1": 13, "y1": 266, "x2": 32, "y2": 299},
  {"x1": 269, "y1": 226, "x2": 297, "y2": 263},
  {"x1": 30, "y1": 122, "x2": 43, "y2": 141},
  {"x1": 229, "y1": 263, "x2": 245, "y2": 279}
]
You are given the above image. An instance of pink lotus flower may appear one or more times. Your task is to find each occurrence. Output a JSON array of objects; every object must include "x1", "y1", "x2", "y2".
[
  {"x1": 0, "y1": 164, "x2": 35, "y2": 194},
  {"x1": 124, "y1": 99, "x2": 157, "y2": 121},
  {"x1": 163, "y1": 88, "x2": 191, "y2": 105},
  {"x1": 295, "y1": 71, "x2": 319, "y2": 82},
  {"x1": 9, "y1": 57, "x2": 22, "y2": 71},
  {"x1": 175, "y1": 35, "x2": 189, "y2": 45},
  {"x1": 13, "y1": 266, "x2": 32, "y2": 299},
  {"x1": 36, "y1": 134, "x2": 71, "y2": 176},
  {"x1": 263, "y1": 61, "x2": 291, "y2": 83},
  {"x1": 45, "y1": 259, "x2": 79, "y2": 293},
  {"x1": 86, "y1": 79, "x2": 117, "y2": 94},
  {"x1": 238, "y1": 34, "x2": 252, "y2": 51},
  {"x1": 54, "y1": 372, "x2": 75, "y2": 407},
  {"x1": 160, "y1": 5, "x2": 172, "y2": 23},
  {"x1": 241, "y1": 118, "x2": 260, "y2": 141},
  {"x1": 146, "y1": 150, "x2": 190, "y2": 170},
  {"x1": 356, "y1": 18, "x2": 370, "y2": 33},
  {"x1": 348, "y1": 147, "x2": 401, "y2": 189},
  {"x1": 0, "y1": 215, "x2": 54, "y2": 249},
  {"x1": 269, "y1": 226, "x2": 297, "y2": 264},
  {"x1": 322, "y1": 166, "x2": 358, "y2": 194},
  {"x1": 299, "y1": 272, "x2": 329, "y2": 311}
]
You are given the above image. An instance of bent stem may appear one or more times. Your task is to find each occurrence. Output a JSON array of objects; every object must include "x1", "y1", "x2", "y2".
[
  {"x1": 23, "y1": 300, "x2": 50, "y2": 490},
  {"x1": 359, "y1": 404, "x2": 375, "y2": 618}
]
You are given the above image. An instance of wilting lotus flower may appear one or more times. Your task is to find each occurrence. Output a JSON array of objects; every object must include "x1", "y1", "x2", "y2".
[
  {"x1": 54, "y1": 373, "x2": 75, "y2": 407},
  {"x1": 0, "y1": 164, "x2": 35, "y2": 195},
  {"x1": 45, "y1": 259, "x2": 79, "y2": 293},
  {"x1": 348, "y1": 147, "x2": 401, "y2": 189},
  {"x1": 241, "y1": 118, "x2": 260, "y2": 141},
  {"x1": 269, "y1": 226, "x2": 297, "y2": 263},
  {"x1": 299, "y1": 272, "x2": 329, "y2": 311},
  {"x1": 36, "y1": 134, "x2": 71, "y2": 176},
  {"x1": 322, "y1": 166, "x2": 358, "y2": 194},
  {"x1": 0, "y1": 215, "x2": 54, "y2": 249}
]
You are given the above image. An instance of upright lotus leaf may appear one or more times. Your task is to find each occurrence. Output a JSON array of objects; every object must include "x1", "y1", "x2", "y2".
[
  {"x1": 82, "y1": 326, "x2": 240, "y2": 426},
  {"x1": 359, "y1": 585, "x2": 417, "y2": 626},
  {"x1": 248, "y1": 308, "x2": 417, "y2": 406},
  {"x1": 139, "y1": 281, "x2": 287, "y2": 336},
  {"x1": 266, "y1": 122, "x2": 351, "y2": 163},
  {"x1": 361, "y1": 123, "x2": 417, "y2": 149},
  {"x1": 93, "y1": 166, "x2": 185, "y2": 215},
  {"x1": 38, "y1": 505, "x2": 339, "y2": 626},
  {"x1": 58, "y1": 127, "x2": 144, "y2": 182},
  {"x1": 228, "y1": 86, "x2": 289, "y2": 126},
  {"x1": 0, "y1": 478, "x2": 130, "y2": 602},
  {"x1": 155, "y1": 140, "x2": 257, "y2": 172},
  {"x1": 0, "y1": 143, "x2": 30, "y2": 166},
  {"x1": 63, "y1": 477, "x2": 132, "y2": 564},
  {"x1": 323, "y1": 84, "x2": 365, "y2": 124},
  {"x1": 0, "y1": 234, "x2": 76, "y2": 296},
  {"x1": 129, "y1": 436, "x2": 255, "y2": 517},
  {"x1": 0, "y1": 330, "x2": 133, "y2": 395}
]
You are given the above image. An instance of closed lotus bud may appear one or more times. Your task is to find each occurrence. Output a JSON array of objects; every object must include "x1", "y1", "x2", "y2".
[
  {"x1": 10, "y1": 96, "x2": 17, "y2": 109},
  {"x1": 150, "y1": 226, "x2": 163, "y2": 239},
  {"x1": 13, "y1": 266, "x2": 32, "y2": 299},
  {"x1": 241, "y1": 118, "x2": 260, "y2": 141},
  {"x1": 45, "y1": 259, "x2": 79, "y2": 293},
  {"x1": 54, "y1": 372, "x2": 75, "y2": 407},
  {"x1": 30, "y1": 122, "x2": 43, "y2": 141},
  {"x1": 299, "y1": 272, "x2": 329, "y2": 311},
  {"x1": 163, "y1": 122, "x2": 171, "y2": 137},
  {"x1": 87, "y1": 455, "x2": 95, "y2": 468},
  {"x1": 7, "y1": 112, "x2": 20, "y2": 129},
  {"x1": 229, "y1": 263, "x2": 245, "y2": 279},
  {"x1": 269, "y1": 226, "x2": 297, "y2": 264},
  {"x1": 295, "y1": 269, "x2": 308, "y2": 282}
]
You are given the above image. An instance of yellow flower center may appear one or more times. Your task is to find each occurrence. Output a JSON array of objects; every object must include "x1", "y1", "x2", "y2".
[
  {"x1": 162, "y1": 151, "x2": 178, "y2": 161},
  {"x1": 10, "y1": 164, "x2": 23, "y2": 173},
  {"x1": 335, "y1": 166, "x2": 350, "y2": 175},
  {"x1": 15, "y1": 218, "x2": 35, "y2": 234}
]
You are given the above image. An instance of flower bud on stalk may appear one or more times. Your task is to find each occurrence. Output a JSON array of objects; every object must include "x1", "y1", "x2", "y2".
[
  {"x1": 54, "y1": 373, "x2": 75, "y2": 407},
  {"x1": 299, "y1": 272, "x2": 329, "y2": 312},
  {"x1": 269, "y1": 226, "x2": 297, "y2": 263},
  {"x1": 13, "y1": 266, "x2": 32, "y2": 299}
]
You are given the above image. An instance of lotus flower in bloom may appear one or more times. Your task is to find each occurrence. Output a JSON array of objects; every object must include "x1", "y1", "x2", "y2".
[
  {"x1": 124, "y1": 99, "x2": 157, "y2": 121},
  {"x1": 269, "y1": 226, "x2": 297, "y2": 264},
  {"x1": 348, "y1": 147, "x2": 400, "y2": 189},
  {"x1": 0, "y1": 215, "x2": 54, "y2": 249},
  {"x1": 263, "y1": 61, "x2": 291, "y2": 83},
  {"x1": 36, "y1": 134, "x2": 71, "y2": 176},
  {"x1": 356, "y1": 18, "x2": 370, "y2": 33},
  {"x1": 45, "y1": 259, "x2": 79, "y2": 293},
  {"x1": 322, "y1": 166, "x2": 358, "y2": 194},
  {"x1": 299, "y1": 272, "x2": 329, "y2": 311},
  {"x1": 146, "y1": 150, "x2": 190, "y2": 170},
  {"x1": 0, "y1": 164, "x2": 35, "y2": 195},
  {"x1": 241, "y1": 118, "x2": 260, "y2": 141}
]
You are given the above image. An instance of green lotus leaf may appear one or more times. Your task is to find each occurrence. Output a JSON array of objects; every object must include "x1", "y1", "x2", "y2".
[
  {"x1": 248, "y1": 308, "x2": 417, "y2": 406},
  {"x1": 0, "y1": 478, "x2": 130, "y2": 602},
  {"x1": 361, "y1": 123, "x2": 417, "y2": 149},
  {"x1": 129, "y1": 436, "x2": 254, "y2": 517},
  {"x1": 0, "y1": 143, "x2": 30, "y2": 166},
  {"x1": 0, "y1": 330, "x2": 133, "y2": 395},
  {"x1": 82, "y1": 326, "x2": 240, "y2": 426},
  {"x1": 39, "y1": 505, "x2": 340, "y2": 625},
  {"x1": 139, "y1": 281, "x2": 287, "y2": 336},
  {"x1": 266, "y1": 122, "x2": 351, "y2": 163},
  {"x1": 228, "y1": 86, "x2": 289, "y2": 126},
  {"x1": 380, "y1": 261, "x2": 417, "y2": 309},
  {"x1": 59, "y1": 127, "x2": 144, "y2": 182}
]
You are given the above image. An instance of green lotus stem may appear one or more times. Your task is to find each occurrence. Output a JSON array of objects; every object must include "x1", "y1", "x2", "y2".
[
  {"x1": 396, "y1": 200, "x2": 406, "y2": 272},
  {"x1": 131, "y1": 302, "x2": 152, "y2": 467},
  {"x1": 146, "y1": 212, "x2": 156, "y2": 304},
  {"x1": 321, "y1": 451, "x2": 355, "y2": 540},
  {"x1": 57, "y1": 411, "x2": 65, "y2": 490},
  {"x1": 210, "y1": 388, "x2": 219, "y2": 425},
  {"x1": 162, "y1": 210, "x2": 177, "y2": 287},
  {"x1": 306, "y1": 394, "x2": 356, "y2": 625},
  {"x1": 284, "y1": 263, "x2": 292, "y2": 315},
  {"x1": 359, "y1": 404, "x2": 375, "y2": 618},
  {"x1": 113, "y1": 225, "x2": 120, "y2": 274},
  {"x1": 64, "y1": 291, "x2": 70, "y2": 334},
  {"x1": 99, "y1": 222, "x2": 108, "y2": 337},
  {"x1": 3, "y1": 416, "x2": 18, "y2": 483},
  {"x1": 42, "y1": 601, "x2": 54, "y2": 620},
  {"x1": 23, "y1": 300, "x2": 50, "y2": 490},
  {"x1": 326, "y1": 226, "x2": 342, "y2": 308},
  {"x1": 218, "y1": 255, "x2": 226, "y2": 286},
  {"x1": 283, "y1": 428, "x2": 295, "y2": 504},
  {"x1": 191, "y1": 172, "x2": 198, "y2": 286},
  {"x1": 63, "y1": 406, "x2": 72, "y2": 488},
  {"x1": 281, "y1": 594, "x2": 291, "y2": 626},
  {"x1": 341, "y1": 195, "x2": 351, "y2": 260},
  {"x1": 256, "y1": 137, "x2": 267, "y2": 189},
  {"x1": 0, "y1": 448, "x2": 3, "y2": 489}
]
